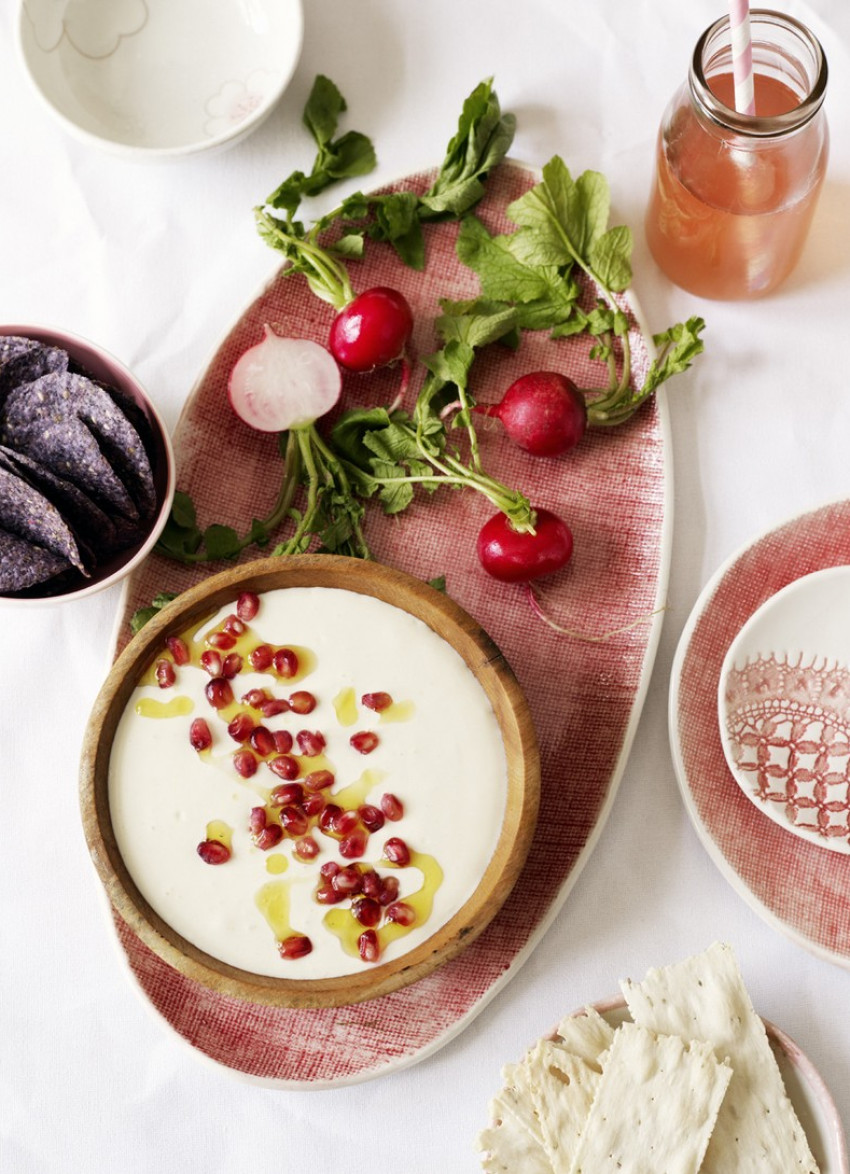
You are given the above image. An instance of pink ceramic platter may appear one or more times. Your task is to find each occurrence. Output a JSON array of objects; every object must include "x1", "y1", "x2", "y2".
[
  {"x1": 670, "y1": 500, "x2": 850, "y2": 969},
  {"x1": 106, "y1": 161, "x2": 672, "y2": 1087}
]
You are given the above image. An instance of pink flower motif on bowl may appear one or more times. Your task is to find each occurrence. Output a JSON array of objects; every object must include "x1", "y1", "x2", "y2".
[{"x1": 204, "y1": 71, "x2": 276, "y2": 137}]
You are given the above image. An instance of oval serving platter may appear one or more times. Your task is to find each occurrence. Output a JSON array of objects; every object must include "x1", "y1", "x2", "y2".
[{"x1": 104, "y1": 160, "x2": 672, "y2": 1086}]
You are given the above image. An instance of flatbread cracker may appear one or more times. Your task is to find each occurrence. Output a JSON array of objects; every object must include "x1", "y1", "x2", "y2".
[
  {"x1": 567, "y1": 1022, "x2": 732, "y2": 1174},
  {"x1": 621, "y1": 942, "x2": 820, "y2": 1174},
  {"x1": 552, "y1": 1005, "x2": 616, "y2": 1070},
  {"x1": 526, "y1": 1040, "x2": 601, "y2": 1173},
  {"x1": 476, "y1": 1092, "x2": 553, "y2": 1174}
]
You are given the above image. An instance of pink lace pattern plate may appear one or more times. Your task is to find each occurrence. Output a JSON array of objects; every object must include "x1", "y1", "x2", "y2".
[
  {"x1": 671, "y1": 507, "x2": 850, "y2": 969},
  {"x1": 103, "y1": 161, "x2": 671, "y2": 1086}
]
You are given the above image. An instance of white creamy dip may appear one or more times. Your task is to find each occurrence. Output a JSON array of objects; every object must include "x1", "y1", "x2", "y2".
[{"x1": 108, "y1": 586, "x2": 508, "y2": 979}]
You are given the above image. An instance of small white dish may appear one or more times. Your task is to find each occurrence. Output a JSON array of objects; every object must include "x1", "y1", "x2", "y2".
[
  {"x1": 719, "y1": 565, "x2": 850, "y2": 855},
  {"x1": 17, "y1": 0, "x2": 304, "y2": 158}
]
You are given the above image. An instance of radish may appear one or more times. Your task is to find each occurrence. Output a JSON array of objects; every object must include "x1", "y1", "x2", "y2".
[
  {"x1": 228, "y1": 326, "x2": 342, "y2": 433},
  {"x1": 329, "y1": 287, "x2": 414, "y2": 374},
  {"x1": 475, "y1": 371, "x2": 587, "y2": 457},
  {"x1": 477, "y1": 508, "x2": 573, "y2": 583}
]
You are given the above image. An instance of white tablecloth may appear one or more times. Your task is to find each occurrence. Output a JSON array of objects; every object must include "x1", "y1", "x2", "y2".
[{"x1": 3, "y1": 1, "x2": 849, "y2": 1170}]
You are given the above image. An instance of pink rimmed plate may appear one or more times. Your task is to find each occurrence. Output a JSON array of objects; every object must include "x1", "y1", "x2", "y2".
[
  {"x1": 670, "y1": 501, "x2": 850, "y2": 969},
  {"x1": 103, "y1": 160, "x2": 671, "y2": 1087}
]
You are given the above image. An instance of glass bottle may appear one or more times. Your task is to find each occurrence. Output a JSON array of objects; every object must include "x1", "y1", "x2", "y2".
[{"x1": 645, "y1": 9, "x2": 828, "y2": 300}]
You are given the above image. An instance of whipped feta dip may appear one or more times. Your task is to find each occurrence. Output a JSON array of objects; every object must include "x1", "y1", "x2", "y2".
[{"x1": 108, "y1": 586, "x2": 509, "y2": 979}]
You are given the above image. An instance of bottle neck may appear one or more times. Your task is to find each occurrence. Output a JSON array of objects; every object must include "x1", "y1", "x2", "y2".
[{"x1": 688, "y1": 8, "x2": 827, "y2": 138}]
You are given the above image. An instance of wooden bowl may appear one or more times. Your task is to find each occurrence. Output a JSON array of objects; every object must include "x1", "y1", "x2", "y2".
[{"x1": 80, "y1": 555, "x2": 540, "y2": 1008}]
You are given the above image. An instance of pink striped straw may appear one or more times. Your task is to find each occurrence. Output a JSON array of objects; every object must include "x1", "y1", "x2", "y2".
[{"x1": 728, "y1": 0, "x2": 756, "y2": 114}]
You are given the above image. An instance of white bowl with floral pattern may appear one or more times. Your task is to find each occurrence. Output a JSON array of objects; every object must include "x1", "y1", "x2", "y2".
[{"x1": 17, "y1": 0, "x2": 304, "y2": 158}]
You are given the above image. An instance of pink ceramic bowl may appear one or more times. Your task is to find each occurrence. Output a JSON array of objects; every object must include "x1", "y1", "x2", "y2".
[{"x1": 0, "y1": 324, "x2": 175, "y2": 605}]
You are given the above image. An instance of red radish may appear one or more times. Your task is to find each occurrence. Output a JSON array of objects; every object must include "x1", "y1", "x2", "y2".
[
  {"x1": 475, "y1": 372, "x2": 587, "y2": 457},
  {"x1": 328, "y1": 287, "x2": 413, "y2": 373},
  {"x1": 477, "y1": 508, "x2": 573, "y2": 583},
  {"x1": 228, "y1": 325, "x2": 342, "y2": 433}
]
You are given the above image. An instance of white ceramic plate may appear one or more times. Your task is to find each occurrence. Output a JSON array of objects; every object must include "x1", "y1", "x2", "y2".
[{"x1": 719, "y1": 565, "x2": 850, "y2": 855}]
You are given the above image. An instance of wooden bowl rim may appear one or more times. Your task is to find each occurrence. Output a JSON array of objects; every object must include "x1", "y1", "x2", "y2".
[{"x1": 79, "y1": 554, "x2": 540, "y2": 1008}]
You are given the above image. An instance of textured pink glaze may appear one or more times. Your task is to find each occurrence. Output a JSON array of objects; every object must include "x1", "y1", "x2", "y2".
[
  {"x1": 107, "y1": 163, "x2": 668, "y2": 1085},
  {"x1": 676, "y1": 500, "x2": 850, "y2": 965}
]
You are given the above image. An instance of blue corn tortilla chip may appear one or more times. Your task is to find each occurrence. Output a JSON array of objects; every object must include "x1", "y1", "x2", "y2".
[
  {"x1": 2, "y1": 370, "x2": 156, "y2": 519},
  {"x1": 0, "y1": 372, "x2": 141, "y2": 520},
  {"x1": 0, "y1": 528, "x2": 72, "y2": 592},
  {"x1": 0, "y1": 465, "x2": 87, "y2": 573},
  {"x1": 0, "y1": 336, "x2": 68, "y2": 410},
  {"x1": 0, "y1": 444, "x2": 120, "y2": 559}
]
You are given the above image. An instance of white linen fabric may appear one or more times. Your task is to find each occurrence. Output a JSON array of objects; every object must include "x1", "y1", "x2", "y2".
[{"x1": 2, "y1": 1, "x2": 849, "y2": 1170}]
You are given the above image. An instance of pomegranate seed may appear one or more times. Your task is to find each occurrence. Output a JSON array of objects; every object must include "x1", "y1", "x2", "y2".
[
  {"x1": 358, "y1": 929, "x2": 381, "y2": 963},
  {"x1": 189, "y1": 718, "x2": 212, "y2": 752},
  {"x1": 200, "y1": 650, "x2": 223, "y2": 678},
  {"x1": 165, "y1": 635, "x2": 190, "y2": 665},
  {"x1": 280, "y1": 805, "x2": 309, "y2": 837},
  {"x1": 155, "y1": 658, "x2": 176, "y2": 689},
  {"x1": 236, "y1": 591, "x2": 260, "y2": 622},
  {"x1": 320, "y1": 861, "x2": 340, "y2": 879},
  {"x1": 249, "y1": 806, "x2": 267, "y2": 836},
  {"x1": 233, "y1": 749, "x2": 258, "y2": 778},
  {"x1": 207, "y1": 630, "x2": 236, "y2": 651},
  {"x1": 384, "y1": 837, "x2": 411, "y2": 866},
  {"x1": 350, "y1": 731, "x2": 379, "y2": 755},
  {"x1": 205, "y1": 678, "x2": 234, "y2": 710},
  {"x1": 197, "y1": 839, "x2": 230, "y2": 865},
  {"x1": 361, "y1": 869, "x2": 382, "y2": 899},
  {"x1": 227, "y1": 713, "x2": 254, "y2": 743},
  {"x1": 273, "y1": 729, "x2": 293, "y2": 754},
  {"x1": 255, "y1": 825, "x2": 283, "y2": 850},
  {"x1": 288, "y1": 690, "x2": 316, "y2": 715},
  {"x1": 319, "y1": 804, "x2": 341, "y2": 833},
  {"x1": 249, "y1": 644, "x2": 274, "y2": 671},
  {"x1": 304, "y1": 769, "x2": 334, "y2": 792},
  {"x1": 362, "y1": 691, "x2": 393, "y2": 712},
  {"x1": 332, "y1": 865, "x2": 364, "y2": 895},
  {"x1": 380, "y1": 793, "x2": 404, "y2": 821},
  {"x1": 302, "y1": 792, "x2": 326, "y2": 817},
  {"x1": 294, "y1": 835, "x2": 319, "y2": 860},
  {"x1": 273, "y1": 648, "x2": 299, "y2": 678},
  {"x1": 352, "y1": 896, "x2": 382, "y2": 927},
  {"x1": 223, "y1": 613, "x2": 246, "y2": 636},
  {"x1": 386, "y1": 900, "x2": 416, "y2": 927},
  {"x1": 222, "y1": 652, "x2": 243, "y2": 679},
  {"x1": 269, "y1": 782, "x2": 303, "y2": 807},
  {"x1": 339, "y1": 829, "x2": 368, "y2": 859},
  {"x1": 296, "y1": 730, "x2": 325, "y2": 757},
  {"x1": 333, "y1": 809, "x2": 360, "y2": 837},
  {"x1": 260, "y1": 698, "x2": 290, "y2": 718},
  {"x1": 278, "y1": 934, "x2": 312, "y2": 959},
  {"x1": 250, "y1": 725, "x2": 276, "y2": 757},
  {"x1": 268, "y1": 754, "x2": 299, "y2": 781},
  {"x1": 315, "y1": 883, "x2": 343, "y2": 905},
  {"x1": 241, "y1": 687, "x2": 268, "y2": 708},
  {"x1": 358, "y1": 804, "x2": 384, "y2": 832},
  {"x1": 379, "y1": 876, "x2": 400, "y2": 905}
]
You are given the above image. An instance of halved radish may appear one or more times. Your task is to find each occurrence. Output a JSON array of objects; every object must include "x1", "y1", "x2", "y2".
[{"x1": 228, "y1": 326, "x2": 342, "y2": 433}]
